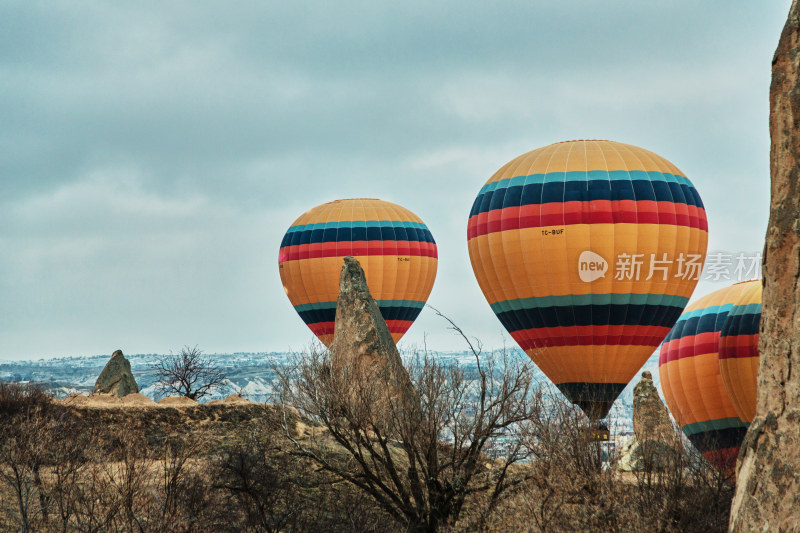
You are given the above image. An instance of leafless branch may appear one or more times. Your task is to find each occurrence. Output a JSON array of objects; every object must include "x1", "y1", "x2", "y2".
[{"x1": 152, "y1": 345, "x2": 226, "y2": 400}]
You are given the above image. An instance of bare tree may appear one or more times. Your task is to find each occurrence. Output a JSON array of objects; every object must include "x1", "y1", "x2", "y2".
[
  {"x1": 276, "y1": 311, "x2": 539, "y2": 532},
  {"x1": 214, "y1": 419, "x2": 396, "y2": 533},
  {"x1": 153, "y1": 345, "x2": 226, "y2": 400},
  {"x1": 0, "y1": 383, "x2": 56, "y2": 533},
  {"x1": 492, "y1": 391, "x2": 736, "y2": 533}
]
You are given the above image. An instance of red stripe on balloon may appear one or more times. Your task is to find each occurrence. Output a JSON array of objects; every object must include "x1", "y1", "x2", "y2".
[
  {"x1": 467, "y1": 200, "x2": 708, "y2": 239},
  {"x1": 510, "y1": 324, "x2": 671, "y2": 349},
  {"x1": 384, "y1": 320, "x2": 413, "y2": 334},
  {"x1": 308, "y1": 322, "x2": 335, "y2": 337},
  {"x1": 718, "y1": 334, "x2": 759, "y2": 359},
  {"x1": 660, "y1": 331, "x2": 719, "y2": 363},
  {"x1": 702, "y1": 448, "x2": 740, "y2": 474},
  {"x1": 308, "y1": 320, "x2": 412, "y2": 337}
]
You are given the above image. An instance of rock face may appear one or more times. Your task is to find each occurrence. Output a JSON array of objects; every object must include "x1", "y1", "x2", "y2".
[
  {"x1": 93, "y1": 350, "x2": 139, "y2": 397},
  {"x1": 730, "y1": 3, "x2": 800, "y2": 531},
  {"x1": 632, "y1": 371, "x2": 680, "y2": 449},
  {"x1": 616, "y1": 372, "x2": 680, "y2": 472},
  {"x1": 329, "y1": 257, "x2": 414, "y2": 395},
  {"x1": 615, "y1": 435, "x2": 642, "y2": 472}
]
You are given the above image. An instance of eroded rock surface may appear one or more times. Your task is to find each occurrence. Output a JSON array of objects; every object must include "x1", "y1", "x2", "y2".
[
  {"x1": 329, "y1": 256, "x2": 415, "y2": 397},
  {"x1": 616, "y1": 372, "x2": 681, "y2": 472},
  {"x1": 730, "y1": 2, "x2": 800, "y2": 530},
  {"x1": 633, "y1": 371, "x2": 680, "y2": 449},
  {"x1": 616, "y1": 435, "x2": 641, "y2": 472},
  {"x1": 93, "y1": 350, "x2": 139, "y2": 397}
]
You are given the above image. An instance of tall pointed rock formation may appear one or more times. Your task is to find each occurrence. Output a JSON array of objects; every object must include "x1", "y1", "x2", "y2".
[
  {"x1": 731, "y1": 2, "x2": 800, "y2": 530},
  {"x1": 329, "y1": 256, "x2": 416, "y2": 400}
]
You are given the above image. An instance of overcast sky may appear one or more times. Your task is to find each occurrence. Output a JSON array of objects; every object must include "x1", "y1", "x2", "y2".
[{"x1": 0, "y1": 1, "x2": 790, "y2": 361}]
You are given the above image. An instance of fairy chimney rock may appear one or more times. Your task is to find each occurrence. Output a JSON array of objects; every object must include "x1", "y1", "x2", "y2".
[
  {"x1": 329, "y1": 257, "x2": 413, "y2": 390},
  {"x1": 93, "y1": 349, "x2": 139, "y2": 397},
  {"x1": 616, "y1": 371, "x2": 682, "y2": 473},
  {"x1": 633, "y1": 371, "x2": 679, "y2": 447},
  {"x1": 628, "y1": 371, "x2": 682, "y2": 470}
]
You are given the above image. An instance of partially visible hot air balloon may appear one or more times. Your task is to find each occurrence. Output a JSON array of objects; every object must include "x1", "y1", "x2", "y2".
[
  {"x1": 718, "y1": 279, "x2": 762, "y2": 424},
  {"x1": 279, "y1": 198, "x2": 438, "y2": 346},
  {"x1": 659, "y1": 283, "x2": 750, "y2": 472},
  {"x1": 467, "y1": 139, "x2": 708, "y2": 420}
]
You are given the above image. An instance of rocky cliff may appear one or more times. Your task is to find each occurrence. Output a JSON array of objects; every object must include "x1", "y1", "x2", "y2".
[{"x1": 730, "y1": 2, "x2": 800, "y2": 531}]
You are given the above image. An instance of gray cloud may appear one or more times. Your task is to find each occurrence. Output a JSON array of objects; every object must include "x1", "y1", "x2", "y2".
[{"x1": 0, "y1": 0, "x2": 789, "y2": 359}]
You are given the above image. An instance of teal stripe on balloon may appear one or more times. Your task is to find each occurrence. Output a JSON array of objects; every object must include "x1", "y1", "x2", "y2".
[
  {"x1": 681, "y1": 417, "x2": 749, "y2": 437},
  {"x1": 377, "y1": 299, "x2": 426, "y2": 309},
  {"x1": 736, "y1": 303, "x2": 762, "y2": 315},
  {"x1": 477, "y1": 170, "x2": 695, "y2": 196},
  {"x1": 286, "y1": 220, "x2": 429, "y2": 233},
  {"x1": 293, "y1": 301, "x2": 337, "y2": 313},
  {"x1": 490, "y1": 293, "x2": 690, "y2": 315},
  {"x1": 294, "y1": 299, "x2": 425, "y2": 313},
  {"x1": 677, "y1": 303, "x2": 735, "y2": 322}
]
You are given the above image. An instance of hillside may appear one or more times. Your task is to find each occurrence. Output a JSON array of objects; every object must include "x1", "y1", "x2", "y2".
[
  {"x1": 0, "y1": 381, "x2": 734, "y2": 533},
  {"x1": 0, "y1": 349, "x2": 663, "y2": 437}
]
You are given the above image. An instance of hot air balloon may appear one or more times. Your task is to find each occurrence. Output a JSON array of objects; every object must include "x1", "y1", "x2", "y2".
[
  {"x1": 467, "y1": 139, "x2": 708, "y2": 420},
  {"x1": 718, "y1": 279, "x2": 761, "y2": 423},
  {"x1": 279, "y1": 198, "x2": 438, "y2": 346},
  {"x1": 658, "y1": 283, "x2": 750, "y2": 472}
]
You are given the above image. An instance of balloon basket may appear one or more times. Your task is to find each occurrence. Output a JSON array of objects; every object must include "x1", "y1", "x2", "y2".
[{"x1": 590, "y1": 421, "x2": 610, "y2": 442}]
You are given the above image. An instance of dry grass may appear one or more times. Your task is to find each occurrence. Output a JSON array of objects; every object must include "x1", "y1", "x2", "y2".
[{"x1": 0, "y1": 381, "x2": 735, "y2": 533}]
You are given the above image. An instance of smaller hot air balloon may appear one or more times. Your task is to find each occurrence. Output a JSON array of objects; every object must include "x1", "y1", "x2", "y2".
[
  {"x1": 659, "y1": 283, "x2": 750, "y2": 473},
  {"x1": 718, "y1": 280, "x2": 761, "y2": 423},
  {"x1": 279, "y1": 198, "x2": 438, "y2": 346}
]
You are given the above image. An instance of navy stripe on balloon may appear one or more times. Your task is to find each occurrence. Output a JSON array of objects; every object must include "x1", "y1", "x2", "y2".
[
  {"x1": 469, "y1": 179, "x2": 703, "y2": 218},
  {"x1": 297, "y1": 304, "x2": 424, "y2": 326},
  {"x1": 281, "y1": 225, "x2": 435, "y2": 248},
  {"x1": 720, "y1": 312, "x2": 761, "y2": 337},
  {"x1": 664, "y1": 310, "x2": 731, "y2": 344},
  {"x1": 496, "y1": 303, "x2": 685, "y2": 332},
  {"x1": 686, "y1": 427, "x2": 749, "y2": 454}
]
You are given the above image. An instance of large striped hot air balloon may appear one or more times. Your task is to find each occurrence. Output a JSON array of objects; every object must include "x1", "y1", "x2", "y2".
[
  {"x1": 279, "y1": 198, "x2": 438, "y2": 346},
  {"x1": 659, "y1": 283, "x2": 750, "y2": 472},
  {"x1": 718, "y1": 279, "x2": 761, "y2": 423},
  {"x1": 467, "y1": 139, "x2": 708, "y2": 420}
]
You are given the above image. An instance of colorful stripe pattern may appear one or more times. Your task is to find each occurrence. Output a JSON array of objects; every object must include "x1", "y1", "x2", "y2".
[
  {"x1": 279, "y1": 199, "x2": 438, "y2": 346},
  {"x1": 659, "y1": 283, "x2": 751, "y2": 473},
  {"x1": 468, "y1": 140, "x2": 708, "y2": 420},
  {"x1": 468, "y1": 171, "x2": 708, "y2": 239},
  {"x1": 279, "y1": 221, "x2": 437, "y2": 262},
  {"x1": 718, "y1": 280, "x2": 761, "y2": 423}
]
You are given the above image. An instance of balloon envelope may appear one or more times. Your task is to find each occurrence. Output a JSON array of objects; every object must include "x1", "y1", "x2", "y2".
[
  {"x1": 718, "y1": 279, "x2": 761, "y2": 423},
  {"x1": 659, "y1": 283, "x2": 750, "y2": 472},
  {"x1": 468, "y1": 139, "x2": 708, "y2": 419},
  {"x1": 279, "y1": 198, "x2": 438, "y2": 346}
]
